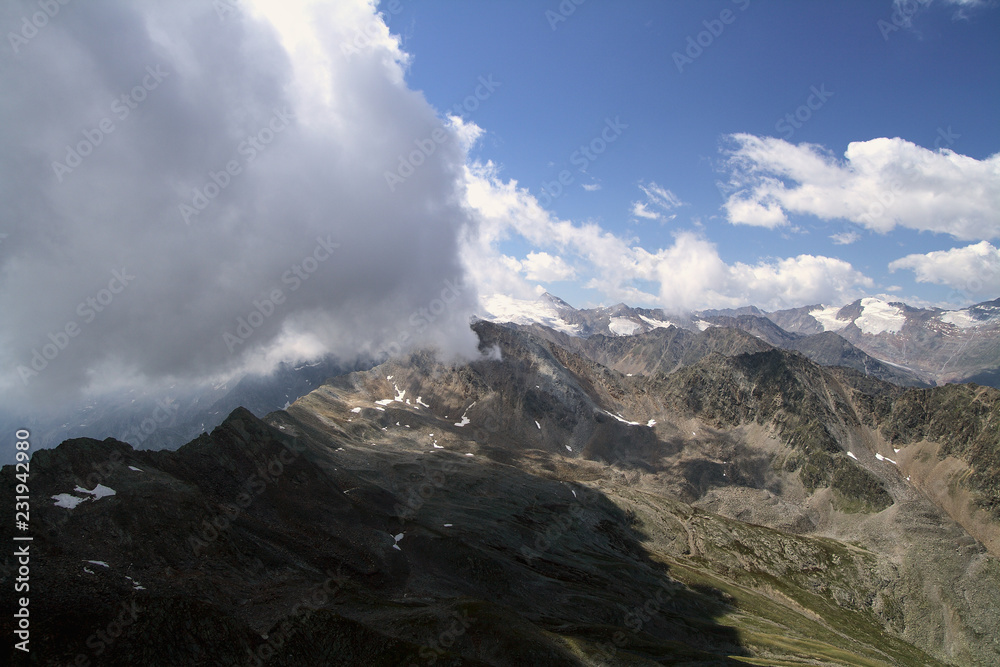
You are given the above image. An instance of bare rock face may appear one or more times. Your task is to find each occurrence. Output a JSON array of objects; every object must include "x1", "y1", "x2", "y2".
[{"x1": 3, "y1": 321, "x2": 999, "y2": 665}]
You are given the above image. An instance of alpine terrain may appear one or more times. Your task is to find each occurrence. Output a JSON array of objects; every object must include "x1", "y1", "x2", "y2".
[{"x1": 4, "y1": 307, "x2": 1000, "y2": 666}]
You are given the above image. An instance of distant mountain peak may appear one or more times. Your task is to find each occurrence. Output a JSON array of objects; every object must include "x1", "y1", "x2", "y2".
[{"x1": 538, "y1": 291, "x2": 574, "y2": 309}]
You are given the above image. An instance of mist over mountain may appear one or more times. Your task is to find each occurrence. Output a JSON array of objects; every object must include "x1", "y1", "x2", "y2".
[{"x1": 5, "y1": 289, "x2": 995, "y2": 467}]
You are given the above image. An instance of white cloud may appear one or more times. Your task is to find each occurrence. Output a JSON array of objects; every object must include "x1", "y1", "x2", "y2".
[
  {"x1": 448, "y1": 115, "x2": 485, "y2": 152},
  {"x1": 0, "y1": 0, "x2": 481, "y2": 406},
  {"x1": 462, "y1": 162, "x2": 873, "y2": 313},
  {"x1": 582, "y1": 183, "x2": 601, "y2": 192},
  {"x1": 831, "y1": 231, "x2": 861, "y2": 245},
  {"x1": 724, "y1": 196, "x2": 788, "y2": 229},
  {"x1": 722, "y1": 134, "x2": 1000, "y2": 240},
  {"x1": 521, "y1": 252, "x2": 577, "y2": 282},
  {"x1": 499, "y1": 252, "x2": 576, "y2": 282},
  {"x1": 889, "y1": 241, "x2": 1000, "y2": 296},
  {"x1": 631, "y1": 202, "x2": 661, "y2": 220},
  {"x1": 631, "y1": 181, "x2": 685, "y2": 221},
  {"x1": 639, "y1": 182, "x2": 686, "y2": 210}
]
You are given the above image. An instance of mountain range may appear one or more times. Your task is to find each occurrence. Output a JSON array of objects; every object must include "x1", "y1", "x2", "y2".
[
  {"x1": 482, "y1": 293, "x2": 1000, "y2": 389},
  {"x1": 4, "y1": 309, "x2": 1000, "y2": 665},
  {"x1": 7, "y1": 292, "x2": 997, "y2": 468}
]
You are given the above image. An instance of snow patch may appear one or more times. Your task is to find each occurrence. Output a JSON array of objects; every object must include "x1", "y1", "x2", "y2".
[
  {"x1": 810, "y1": 305, "x2": 850, "y2": 332},
  {"x1": 77, "y1": 484, "x2": 116, "y2": 500},
  {"x1": 609, "y1": 317, "x2": 641, "y2": 336},
  {"x1": 416, "y1": 396, "x2": 430, "y2": 408},
  {"x1": 647, "y1": 419, "x2": 657, "y2": 427},
  {"x1": 52, "y1": 494, "x2": 87, "y2": 509},
  {"x1": 855, "y1": 298, "x2": 906, "y2": 335},
  {"x1": 939, "y1": 309, "x2": 995, "y2": 329},
  {"x1": 535, "y1": 420, "x2": 541, "y2": 430},
  {"x1": 639, "y1": 314, "x2": 673, "y2": 329},
  {"x1": 604, "y1": 410, "x2": 640, "y2": 426},
  {"x1": 847, "y1": 451, "x2": 858, "y2": 460},
  {"x1": 54, "y1": 484, "x2": 116, "y2": 509},
  {"x1": 875, "y1": 453, "x2": 897, "y2": 465},
  {"x1": 454, "y1": 402, "x2": 476, "y2": 427},
  {"x1": 694, "y1": 319, "x2": 713, "y2": 332},
  {"x1": 128, "y1": 466, "x2": 143, "y2": 472}
]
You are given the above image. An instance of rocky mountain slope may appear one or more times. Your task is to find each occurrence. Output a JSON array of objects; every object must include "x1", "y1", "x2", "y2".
[{"x1": 4, "y1": 321, "x2": 999, "y2": 665}]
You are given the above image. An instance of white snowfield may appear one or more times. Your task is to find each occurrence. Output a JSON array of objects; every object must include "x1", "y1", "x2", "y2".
[
  {"x1": 639, "y1": 314, "x2": 673, "y2": 329},
  {"x1": 854, "y1": 298, "x2": 907, "y2": 335},
  {"x1": 812, "y1": 299, "x2": 907, "y2": 335},
  {"x1": 939, "y1": 307, "x2": 999, "y2": 329},
  {"x1": 608, "y1": 317, "x2": 641, "y2": 336},
  {"x1": 809, "y1": 305, "x2": 850, "y2": 332},
  {"x1": 480, "y1": 294, "x2": 582, "y2": 335}
]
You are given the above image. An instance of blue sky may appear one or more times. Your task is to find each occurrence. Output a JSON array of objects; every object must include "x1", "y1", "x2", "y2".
[{"x1": 390, "y1": 0, "x2": 1000, "y2": 310}]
